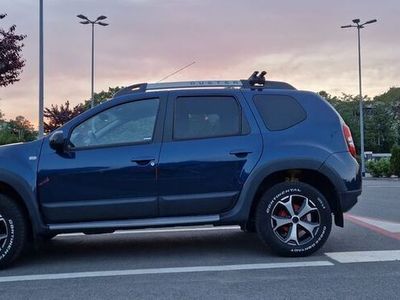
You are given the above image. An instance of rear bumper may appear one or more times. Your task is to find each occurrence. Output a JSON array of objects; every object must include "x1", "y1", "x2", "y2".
[
  {"x1": 319, "y1": 151, "x2": 362, "y2": 226},
  {"x1": 340, "y1": 189, "x2": 362, "y2": 212}
]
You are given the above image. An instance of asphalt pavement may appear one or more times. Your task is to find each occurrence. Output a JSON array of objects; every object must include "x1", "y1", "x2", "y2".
[{"x1": 0, "y1": 179, "x2": 399, "y2": 299}]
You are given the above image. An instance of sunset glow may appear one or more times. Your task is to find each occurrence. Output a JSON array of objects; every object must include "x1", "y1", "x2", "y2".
[{"x1": 1, "y1": 0, "x2": 399, "y2": 127}]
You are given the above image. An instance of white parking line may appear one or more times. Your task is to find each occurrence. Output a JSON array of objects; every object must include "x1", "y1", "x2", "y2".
[
  {"x1": 364, "y1": 185, "x2": 400, "y2": 188},
  {"x1": 325, "y1": 250, "x2": 400, "y2": 263},
  {"x1": 0, "y1": 261, "x2": 333, "y2": 283},
  {"x1": 57, "y1": 226, "x2": 241, "y2": 237}
]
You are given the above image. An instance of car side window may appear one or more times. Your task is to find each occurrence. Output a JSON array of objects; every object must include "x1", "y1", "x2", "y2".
[
  {"x1": 70, "y1": 99, "x2": 159, "y2": 148},
  {"x1": 253, "y1": 94, "x2": 306, "y2": 131},
  {"x1": 174, "y1": 96, "x2": 241, "y2": 140}
]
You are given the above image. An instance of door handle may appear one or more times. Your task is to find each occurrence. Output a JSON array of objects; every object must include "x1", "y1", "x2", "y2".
[
  {"x1": 229, "y1": 150, "x2": 252, "y2": 158},
  {"x1": 131, "y1": 157, "x2": 156, "y2": 166}
]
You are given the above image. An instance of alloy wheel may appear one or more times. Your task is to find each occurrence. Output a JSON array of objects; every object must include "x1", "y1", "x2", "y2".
[{"x1": 270, "y1": 194, "x2": 321, "y2": 246}]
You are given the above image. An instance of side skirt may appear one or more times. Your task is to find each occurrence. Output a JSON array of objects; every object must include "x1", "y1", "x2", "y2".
[{"x1": 48, "y1": 215, "x2": 220, "y2": 234}]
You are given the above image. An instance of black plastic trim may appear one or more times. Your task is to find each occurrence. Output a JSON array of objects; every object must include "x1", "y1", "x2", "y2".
[
  {"x1": 48, "y1": 215, "x2": 220, "y2": 233},
  {"x1": 340, "y1": 189, "x2": 361, "y2": 212}
]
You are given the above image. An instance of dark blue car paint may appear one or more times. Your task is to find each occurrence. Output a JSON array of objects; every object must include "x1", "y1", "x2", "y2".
[
  {"x1": 157, "y1": 90, "x2": 263, "y2": 216},
  {"x1": 37, "y1": 92, "x2": 168, "y2": 223},
  {"x1": 38, "y1": 142, "x2": 161, "y2": 223},
  {"x1": 0, "y1": 140, "x2": 46, "y2": 233},
  {"x1": 0, "y1": 87, "x2": 362, "y2": 236}
]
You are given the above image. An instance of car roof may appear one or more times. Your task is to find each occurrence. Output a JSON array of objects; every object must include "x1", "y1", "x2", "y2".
[{"x1": 112, "y1": 80, "x2": 296, "y2": 99}]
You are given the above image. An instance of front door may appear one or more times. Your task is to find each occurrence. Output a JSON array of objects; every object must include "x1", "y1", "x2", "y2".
[{"x1": 38, "y1": 96, "x2": 164, "y2": 223}]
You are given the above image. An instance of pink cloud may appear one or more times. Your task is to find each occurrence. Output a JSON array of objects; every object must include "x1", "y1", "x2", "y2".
[{"x1": 1, "y1": 0, "x2": 399, "y2": 126}]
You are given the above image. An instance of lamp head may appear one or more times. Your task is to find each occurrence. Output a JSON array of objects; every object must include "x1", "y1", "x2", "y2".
[
  {"x1": 364, "y1": 19, "x2": 377, "y2": 25},
  {"x1": 77, "y1": 14, "x2": 88, "y2": 20}
]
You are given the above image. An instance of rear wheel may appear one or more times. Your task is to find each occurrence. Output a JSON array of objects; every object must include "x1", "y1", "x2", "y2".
[
  {"x1": 0, "y1": 194, "x2": 28, "y2": 268},
  {"x1": 255, "y1": 182, "x2": 332, "y2": 257}
]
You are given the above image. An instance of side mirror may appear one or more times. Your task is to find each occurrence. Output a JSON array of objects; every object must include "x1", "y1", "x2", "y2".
[{"x1": 49, "y1": 131, "x2": 66, "y2": 152}]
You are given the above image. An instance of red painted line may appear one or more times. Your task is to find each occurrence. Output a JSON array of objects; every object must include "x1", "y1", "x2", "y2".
[{"x1": 345, "y1": 214, "x2": 400, "y2": 241}]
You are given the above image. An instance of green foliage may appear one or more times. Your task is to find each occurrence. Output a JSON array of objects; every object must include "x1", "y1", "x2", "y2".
[
  {"x1": 82, "y1": 86, "x2": 122, "y2": 110},
  {"x1": 320, "y1": 92, "x2": 361, "y2": 152},
  {"x1": 390, "y1": 145, "x2": 400, "y2": 176},
  {"x1": 0, "y1": 114, "x2": 37, "y2": 145},
  {"x1": 320, "y1": 88, "x2": 400, "y2": 154},
  {"x1": 0, "y1": 128, "x2": 20, "y2": 145},
  {"x1": 366, "y1": 159, "x2": 392, "y2": 178}
]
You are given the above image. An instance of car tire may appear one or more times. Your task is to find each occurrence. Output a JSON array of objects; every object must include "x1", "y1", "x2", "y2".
[
  {"x1": 255, "y1": 182, "x2": 332, "y2": 257},
  {"x1": 0, "y1": 194, "x2": 28, "y2": 269}
]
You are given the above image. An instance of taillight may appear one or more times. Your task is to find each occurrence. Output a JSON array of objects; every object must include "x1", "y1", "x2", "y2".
[{"x1": 342, "y1": 123, "x2": 356, "y2": 157}]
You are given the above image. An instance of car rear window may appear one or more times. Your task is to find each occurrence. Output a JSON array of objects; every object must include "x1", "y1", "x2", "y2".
[{"x1": 253, "y1": 94, "x2": 306, "y2": 131}]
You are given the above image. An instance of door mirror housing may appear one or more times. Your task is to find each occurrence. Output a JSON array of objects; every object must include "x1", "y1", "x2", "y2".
[{"x1": 49, "y1": 131, "x2": 66, "y2": 152}]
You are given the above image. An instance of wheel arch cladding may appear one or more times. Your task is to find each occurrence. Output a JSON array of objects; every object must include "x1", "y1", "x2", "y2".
[
  {"x1": 0, "y1": 173, "x2": 45, "y2": 235},
  {"x1": 248, "y1": 169, "x2": 342, "y2": 227}
]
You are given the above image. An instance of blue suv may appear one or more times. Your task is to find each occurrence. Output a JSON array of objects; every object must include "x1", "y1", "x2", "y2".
[{"x1": 0, "y1": 72, "x2": 361, "y2": 267}]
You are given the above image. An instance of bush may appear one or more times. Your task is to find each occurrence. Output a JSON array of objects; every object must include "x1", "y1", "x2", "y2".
[
  {"x1": 390, "y1": 145, "x2": 400, "y2": 176},
  {"x1": 366, "y1": 158, "x2": 392, "y2": 177},
  {"x1": 366, "y1": 160, "x2": 379, "y2": 177}
]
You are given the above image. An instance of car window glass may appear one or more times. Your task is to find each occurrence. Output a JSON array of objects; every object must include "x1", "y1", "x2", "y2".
[
  {"x1": 253, "y1": 95, "x2": 306, "y2": 131},
  {"x1": 174, "y1": 96, "x2": 240, "y2": 140},
  {"x1": 70, "y1": 99, "x2": 159, "y2": 148}
]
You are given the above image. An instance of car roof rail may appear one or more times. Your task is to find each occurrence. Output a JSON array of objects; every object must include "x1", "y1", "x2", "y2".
[{"x1": 113, "y1": 72, "x2": 296, "y2": 98}]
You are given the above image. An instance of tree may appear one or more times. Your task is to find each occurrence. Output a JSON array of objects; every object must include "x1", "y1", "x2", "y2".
[
  {"x1": 0, "y1": 13, "x2": 26, "y2": 87},
  {"x1": 8, "y1": 115, "x2": 37, "y2": 141},
  {"x1": 44, "y1": 86, "x2": 123, "y2": 133},
  {"x1": 364, "y1": 101, "x2": 397, "y2": 153},
  {"x1": 373, "y1": 87, "x2": 400, "y2": 146},
  {"x1": 44, "y1": 101, "x2": 85, "y2": 133},
  {"x1": 320, "y1": 89, "x2": 400, "y2": 154},
  {"x1": 391, "y1": 145, "x2": 400, "y2": 176},
  {"x1": 82, "y1": 86, "x2": 122, "y2": 109},
  {"x1": 0, "y1": 114, "x2": 37, "y2": 145},
  {"x1": 319, "y1": 91, "x2": 361, "y2": 152}
]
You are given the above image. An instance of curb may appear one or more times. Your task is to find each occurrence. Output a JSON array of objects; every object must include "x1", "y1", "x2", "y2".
[{"x1": 363, "y1": 177, "x2": 400, "y2": 181}]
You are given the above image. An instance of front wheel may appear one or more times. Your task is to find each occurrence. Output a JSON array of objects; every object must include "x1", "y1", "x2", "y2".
[
  {"x1": 255, "y1": 182, "x2": 332, "y2": 257},
  {"x1": 0, "y1": 194, "x2": 28, "y2": 268}
]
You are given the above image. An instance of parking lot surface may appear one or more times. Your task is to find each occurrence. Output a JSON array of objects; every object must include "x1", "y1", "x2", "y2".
[{"x1": 0, "y1": 179, "x2": 399, "y2": 299}]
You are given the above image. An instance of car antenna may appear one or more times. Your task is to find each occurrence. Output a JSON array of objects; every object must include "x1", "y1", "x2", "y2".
[{"x1": 157, "y1": 61, "x2": 196, "y2": 83}]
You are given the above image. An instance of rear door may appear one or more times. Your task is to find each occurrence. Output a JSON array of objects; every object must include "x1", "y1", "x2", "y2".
[{"x1": 158, "y1": 90, "x2": 262, "y2": 216}]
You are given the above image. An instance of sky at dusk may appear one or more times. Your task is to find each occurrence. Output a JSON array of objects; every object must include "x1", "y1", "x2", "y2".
[{"x1": 1, "y1": 0, "x2": 399, "y2": 126}]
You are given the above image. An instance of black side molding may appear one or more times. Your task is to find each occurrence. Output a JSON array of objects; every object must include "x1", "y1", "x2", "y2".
[{"x1": 48, "y1": 215, "x2": 220, "y2": 233}]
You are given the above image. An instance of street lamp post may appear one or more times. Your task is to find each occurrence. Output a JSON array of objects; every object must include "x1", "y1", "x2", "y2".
[
  {"x1": 38, "y1": 0, "x2": 44, "y2": 138},
  {"x1": 341, "y1": 18, "x2": 377, "y2": 177},
  {"x1": 77, "y1": 14, "x2": 108, "y2": 108}
]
